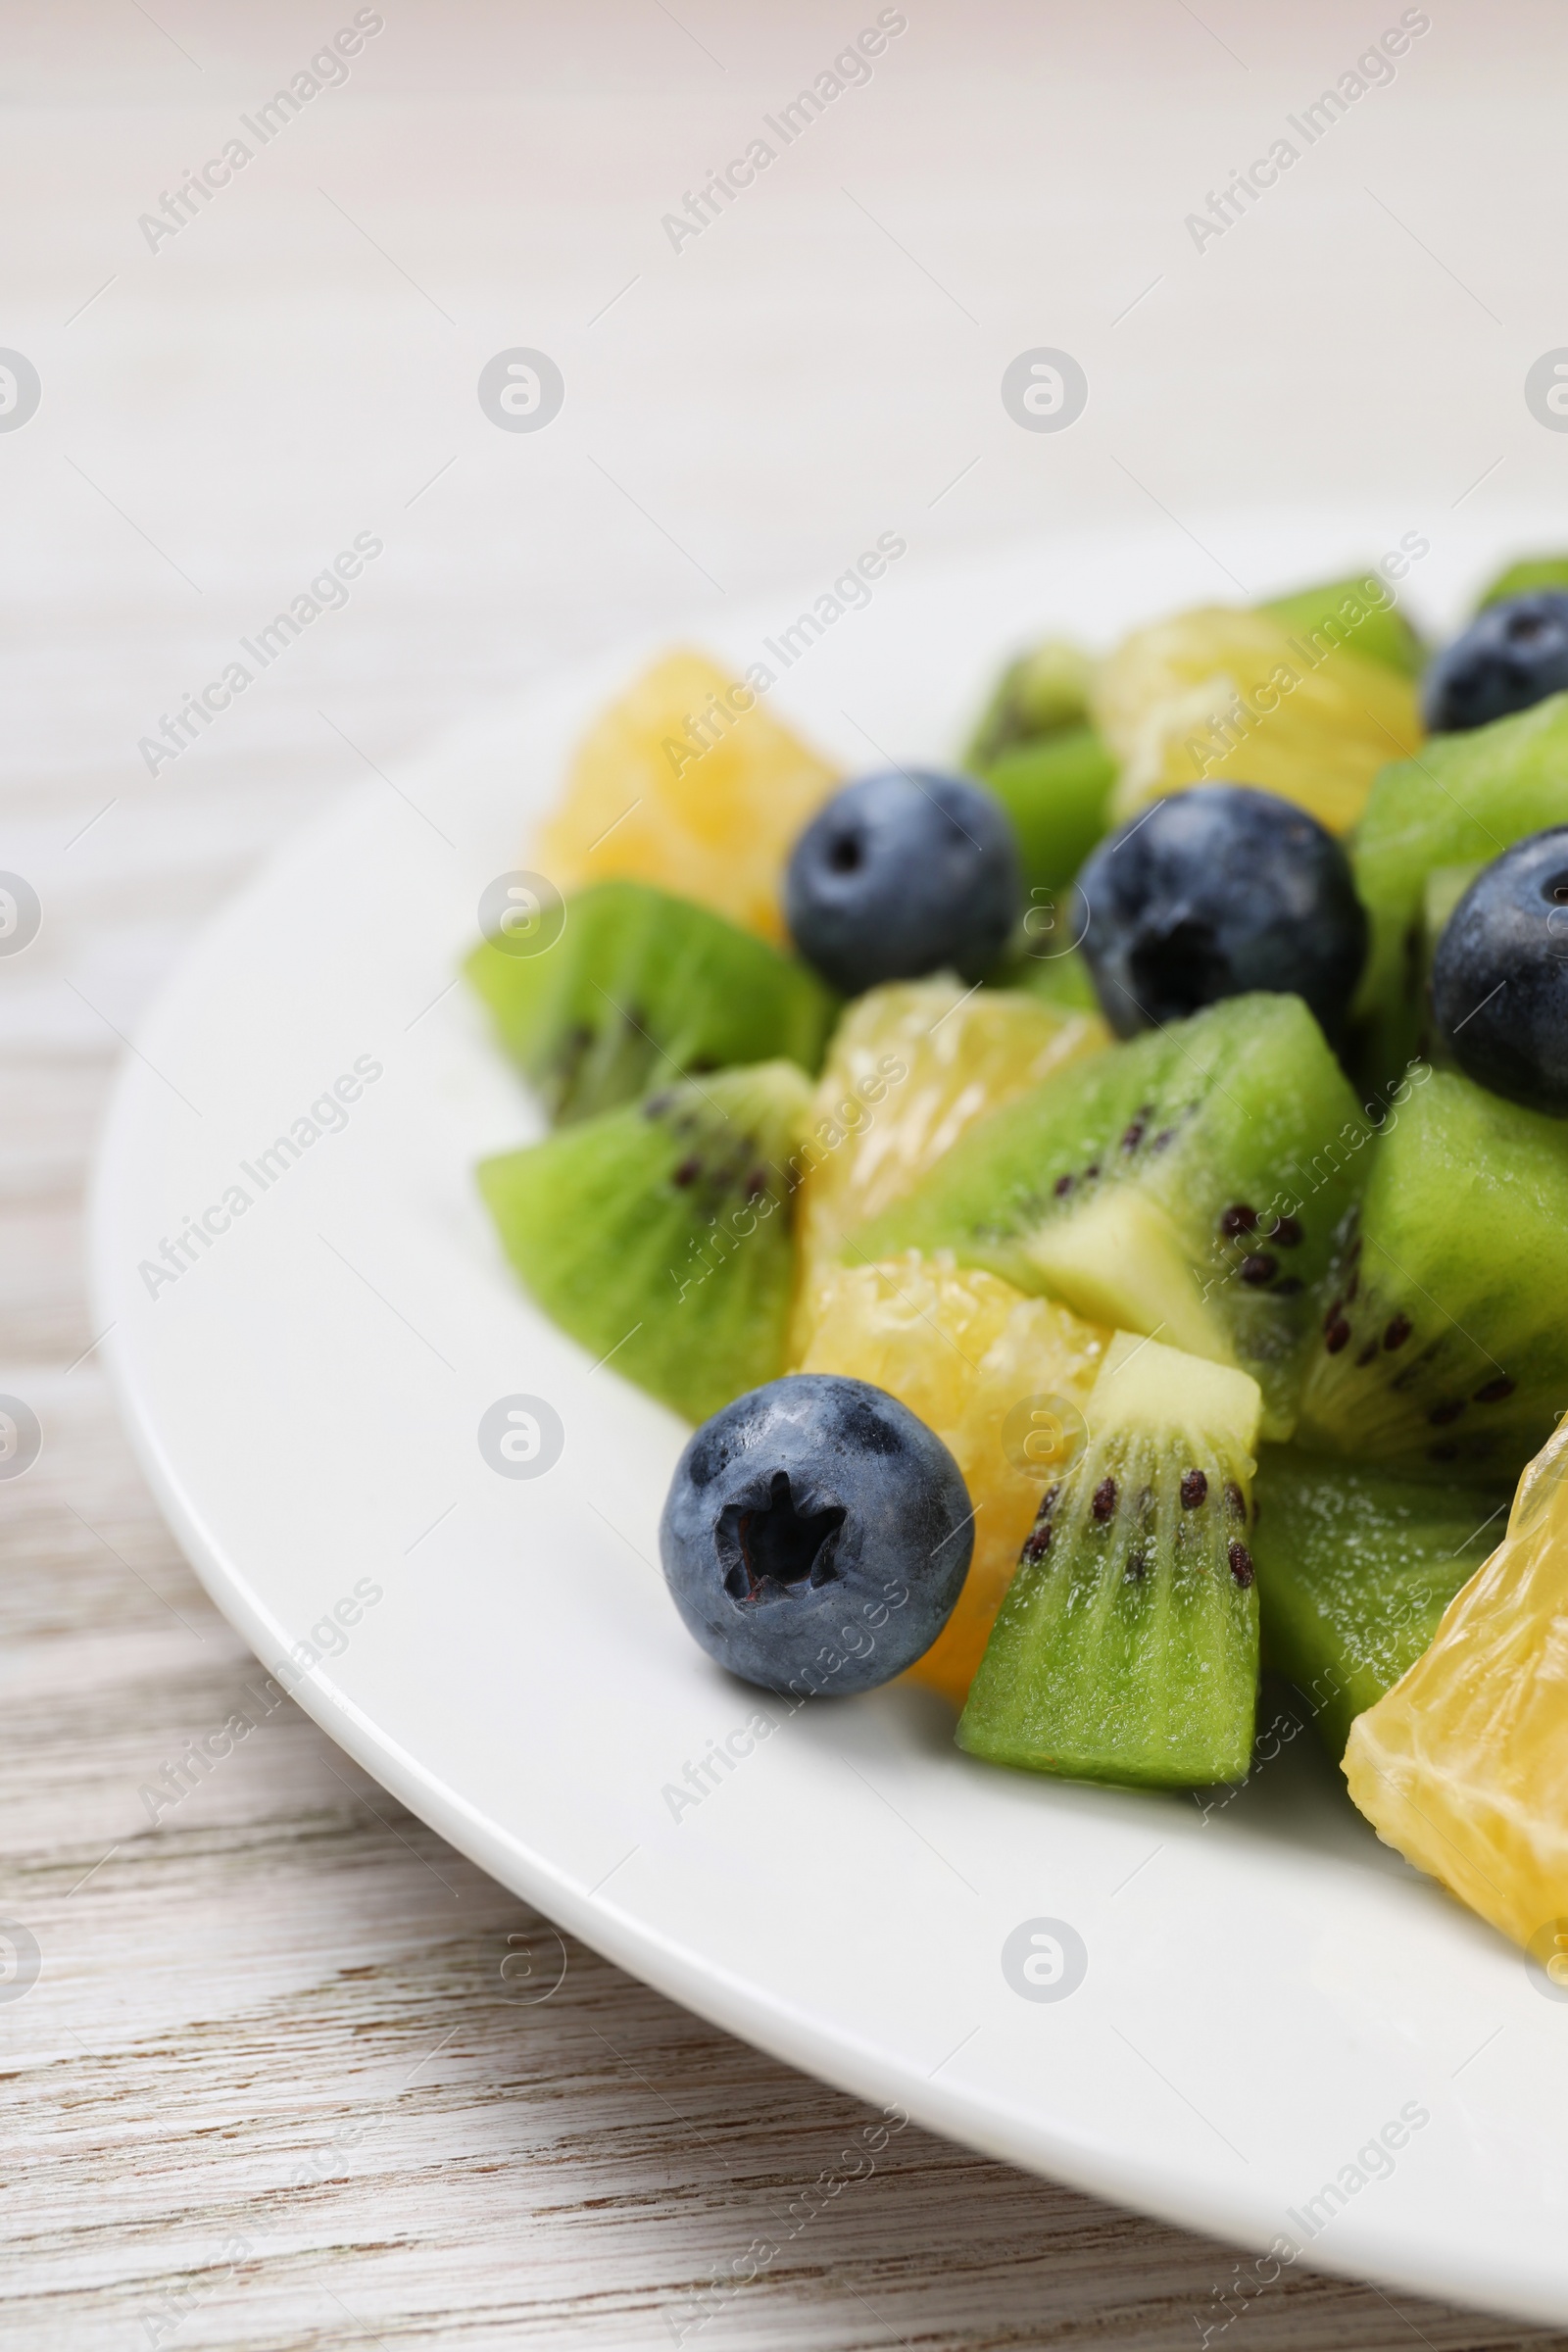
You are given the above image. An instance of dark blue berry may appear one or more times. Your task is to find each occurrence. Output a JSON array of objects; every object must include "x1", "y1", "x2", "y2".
[
  {"x1": 1422, "y1": 592, "x2": 1568, "y2": 733},
  {"x1": 1431, "y1": 828, "x2": 1568, "y2": 1114},
  {"x1": 1076, "y1": 785, "x2": 1367, "y2": 1039},
  {"x1": 659, "y1": 1373, "x2": 972, "y2": 1695},
  {"x1": 785, "y1": 770, "x2": 1022, "y2": 997}
]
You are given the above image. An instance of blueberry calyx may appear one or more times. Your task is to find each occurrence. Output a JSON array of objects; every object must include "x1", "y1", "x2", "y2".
[{"x1": 718, "y1": 1470, "x2": 845, "y2": 1603}]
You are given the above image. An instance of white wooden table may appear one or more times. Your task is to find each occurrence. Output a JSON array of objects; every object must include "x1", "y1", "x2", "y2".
[{"x1": 6, "y1": 7, "x2": 1567, "y2": 2342}]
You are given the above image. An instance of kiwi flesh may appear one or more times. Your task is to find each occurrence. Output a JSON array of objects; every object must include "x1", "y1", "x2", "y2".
[
  {"x1": 1294, "y1": 1066, "x2": 1568, "y2": 1477},
  {"x1": 858, "y1": 994, "x2": 1364, "y2": 1440},
  {"x1": 1477, "y1": 555, "x2": 1568, "y2": 608},
  {"x1": 1261, "y1": 573, "x2": 1425, "y2": 678},
  {"x1": 965, "y1": 638, "x2": 1096, "y2": 764},
  {"x1": 957, "y1": 1334, "x2": 1262, "y2": 1788},
  {"x1": 1349, "y1": 695, "x2": 1568, "y2": 1092},
  {"x1": 964, "y1": 639, "x2": 1118, "y2": 893},
  {"x1": 976, "y1": 728, "x2": 1118, "y2": 895},
  {"x1": 477, "y1": 1060, "x2": 810, "y2": 1424},
  {"x1": 997, "y1": 935, "x2": 1102, "y2": 1013},
  {"x1": 1251, "y1": 1447, "x2": 1510, "y2": 1759},
  {"x1": 466, "y1": 879, "x2": 837, "y2": 1124}
]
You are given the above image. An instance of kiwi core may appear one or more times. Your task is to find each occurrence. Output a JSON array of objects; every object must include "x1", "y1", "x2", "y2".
[{"x1": 1024, "y1": 1191, "x2": 1223, "y2": 1364}]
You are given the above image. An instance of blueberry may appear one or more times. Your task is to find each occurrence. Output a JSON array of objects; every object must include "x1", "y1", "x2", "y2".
[
  {"x1": 659, "y1": 1373, "x2": 973, "y2": 1695},
  {"x1": 1422, "y1": 592, "x2": 1568, "y2": 733},
  {"x1": 1431, "y1": 828, "x2": 1568, "y2": 1114},
  {"x1": 1077, "y1": 785, "x2": 1368, "y2": 1039},
  {"x1": 785, "y1": 770, "x2": 1023, "y2": 997}
]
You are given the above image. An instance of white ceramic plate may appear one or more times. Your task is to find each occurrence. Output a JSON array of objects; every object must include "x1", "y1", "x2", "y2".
[{"x1": 92, "y1": 515, "x2": 1568, "y2": 2327}]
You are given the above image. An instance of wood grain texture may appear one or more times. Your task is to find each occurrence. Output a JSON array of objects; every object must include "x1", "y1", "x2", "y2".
[
  {"x1": 4, "y1": 1368, "x2": 1562, "y2": 2352},
  {"x1": 3, "y1": 8, "x2": 1566, "y2": 2343}
]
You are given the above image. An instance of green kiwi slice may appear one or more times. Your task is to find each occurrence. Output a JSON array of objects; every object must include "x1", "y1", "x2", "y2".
[
  {"x1": 965, "y1": 638, "x2": 1096, "y2": 765},
  {"x1": 1476, "y1": 555, "x2": 1568, "y2": 608},
  {"x1": 1294, "y1": 1066, "x2": 1568, "y2": 1476},
  {"x1": 858, "y1": 994, "x2": 1365, "y2": 1440},
  {"x1": 958, "y1": 1335, "x2": 1262, "y2": 1788},
  {"x1": 1251, "y1": 1447, "x2": 1510, "y2": 1759},
  {"x1": 1260, "y1": 573, "x2": 1426, "y2": 677},
  {"x1": 997, "y1": 936, "x2": 1102, "y2": 1013},
  {"x1": 477, "y1": 1060, "x2": 810, "y2": 1424},
  {"x1": 1349, "y1": 694, "x2": 1568, "y2": 1091},
  {"x1": 976, "y1": 728, "x2": 1119, "y2": 895},
  {"x1": 964, "y1": 639, "x2": 1118, "y2": 893},
  {"x1": 466, "y1": 879, "x2": 837, "y2": 1124}
]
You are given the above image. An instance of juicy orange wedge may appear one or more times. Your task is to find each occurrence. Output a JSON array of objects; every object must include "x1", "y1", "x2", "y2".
[
  {"x1": 1345, "y1": 1419, "x2": 1568, "y2": 1950},
  {"x1": 1093, "y1": 606, "x2": 1423, "y2": 836},
  {"x1": 535, "y1": 650, "x2": 838, "y2": 944},
  {"x1": 790, "y1": 975, "x2": 1108, "y2": 1357}
]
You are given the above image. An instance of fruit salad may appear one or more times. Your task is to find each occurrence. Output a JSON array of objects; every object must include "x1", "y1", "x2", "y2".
[{"x1": 468, "y1": 563, "x2": 1568, "y2": 1961}]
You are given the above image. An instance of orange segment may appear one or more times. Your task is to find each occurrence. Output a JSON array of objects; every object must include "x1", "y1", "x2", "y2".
[
  {"x1": 1344, "y1": 1419, "x2": 1568, "y2": 1949},
  {"x1": 790, "y1": 977, "x2": 1109, "y2": 1356},
  {"x1": 536, "y1": 650, "x2": 838, "y2": 943},
  {"x1": 798, "y1": 1252, "x2": 1108, "y2": 1705},
  {"x1": 1093, "y1": 606, "x2": 1423, "y2": 836}
]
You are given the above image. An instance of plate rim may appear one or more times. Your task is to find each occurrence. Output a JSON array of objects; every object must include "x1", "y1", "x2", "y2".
[{"x1": 85, "y1": 522, "x2": 1568, "y2": 2329}]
